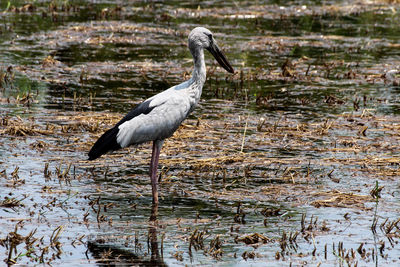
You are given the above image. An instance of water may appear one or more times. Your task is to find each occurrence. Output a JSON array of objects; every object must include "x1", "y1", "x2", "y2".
[{"x1": 1, "y1": 0, "x2": 400, "y2": 266}]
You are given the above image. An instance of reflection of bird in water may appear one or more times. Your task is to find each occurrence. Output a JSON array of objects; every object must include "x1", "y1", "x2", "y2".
[
  {"x1": 86, "y1": 240, "x2": 166, "y2": 266},
  {"x1": 149, "y1": 204, "x2": 160, "y2": 262},
  {"x1": 88, "y1": 27, "x2": 234, "y2": 204},
  {"x1": 87, "y1": 204, "x2": 165, "y2": 266}
]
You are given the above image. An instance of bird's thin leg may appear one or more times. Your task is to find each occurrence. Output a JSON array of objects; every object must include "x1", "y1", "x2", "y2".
[{"x1": 150, "y1": 140, "x2": 164, "y2": 204}]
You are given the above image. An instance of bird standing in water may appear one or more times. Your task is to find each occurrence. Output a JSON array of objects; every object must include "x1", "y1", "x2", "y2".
[{"x1": 88, "y1": 27, "x2": 235, "y2": 204}]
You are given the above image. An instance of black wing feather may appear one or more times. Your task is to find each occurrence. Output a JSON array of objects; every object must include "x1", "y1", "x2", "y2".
[{"x1": 88, "y1": 100, "x2": 156, "y2": 160}]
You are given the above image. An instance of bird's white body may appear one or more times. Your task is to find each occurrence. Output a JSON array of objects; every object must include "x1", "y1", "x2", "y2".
[{"x1": 116, "y1": 78, "x2": 203, "y2": 147}]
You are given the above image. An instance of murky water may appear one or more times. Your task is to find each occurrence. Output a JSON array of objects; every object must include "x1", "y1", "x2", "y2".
[{"x1": 1, "y1": 0, "x2": 400, "y2": 266}]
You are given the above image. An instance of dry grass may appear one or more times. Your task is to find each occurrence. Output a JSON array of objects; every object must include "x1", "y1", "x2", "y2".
[{"x1": 311, "y1": 190, "x2": 373, "y2": 210}]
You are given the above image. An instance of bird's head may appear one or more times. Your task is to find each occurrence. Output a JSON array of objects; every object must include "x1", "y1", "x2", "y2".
[{"x1": 189, "y1": 27, "x2": 235, "y2": 74}]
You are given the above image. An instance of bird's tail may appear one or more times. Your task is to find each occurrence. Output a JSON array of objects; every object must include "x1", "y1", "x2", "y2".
[{"x1": 88, "y1": 127, "x2": 121, "y2": 160}]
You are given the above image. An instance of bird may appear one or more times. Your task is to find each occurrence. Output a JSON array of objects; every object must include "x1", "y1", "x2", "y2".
[{"x1": 88, "y1": 27, "x2": 234, "y2": 204}]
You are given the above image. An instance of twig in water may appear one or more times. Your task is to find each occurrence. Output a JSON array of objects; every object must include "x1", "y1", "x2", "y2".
[{"x1": 240, "y1": 117, "x2": 248, "y2": 153}]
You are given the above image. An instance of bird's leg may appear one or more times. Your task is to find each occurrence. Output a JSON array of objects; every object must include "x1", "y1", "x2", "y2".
[{"x1": 150, "y1": 140, "x2": 164, "y2": 204}]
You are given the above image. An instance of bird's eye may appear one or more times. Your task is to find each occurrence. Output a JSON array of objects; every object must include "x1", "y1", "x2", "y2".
[{"x1": 204, "y1": 33, "x2": 212, "y2": 39}]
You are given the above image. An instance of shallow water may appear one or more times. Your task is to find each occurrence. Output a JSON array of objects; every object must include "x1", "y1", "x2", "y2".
[{"x1": 1, "y1": 0, "x2": 400, "y2": 266}]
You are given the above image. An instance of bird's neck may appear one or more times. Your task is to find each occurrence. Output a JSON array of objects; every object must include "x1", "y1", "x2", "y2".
[
  {"x1": 191, "y1": 48, "x2": 206, "y2": 84},
  {"x1": 188, "y1": 47, "x2": 206, "y2": 105}
]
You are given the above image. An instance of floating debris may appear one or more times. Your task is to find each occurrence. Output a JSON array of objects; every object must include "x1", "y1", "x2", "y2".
[
  {"x1": 0, "y1": 197, "x2": 25, "y2": 208},
  {"x1": 236, "y1": 233, "x2": 273, "y2": 245},
  {"x1": 311, "y1": 190, "x2": 373, "y2": 210}
]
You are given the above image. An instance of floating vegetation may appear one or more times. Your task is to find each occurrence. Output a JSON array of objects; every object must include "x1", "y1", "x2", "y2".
[
  {"x1": 0, "y1": 196, "x2": 25, "y2": 209},
  {"x1": 236, "y1": 233, "x2": 273, "y2": 245},
  {"x1": 0, "y1": 66, "x2": 14, "y2": 90},
  {"x1": 311, "y1": 190, "x2": 373, "y2": 210},
  {"x1": 2, "y1": 105, "x2": 399, "y2": 263}
]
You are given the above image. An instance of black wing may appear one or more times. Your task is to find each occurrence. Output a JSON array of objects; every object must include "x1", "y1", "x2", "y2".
[{"x1": 88, "y1": 100, "x2": 156, "y2": 160}]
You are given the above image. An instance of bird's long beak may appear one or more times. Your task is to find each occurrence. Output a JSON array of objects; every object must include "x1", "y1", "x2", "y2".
[{"x1": 207, "y1": 40, "x2": 235, "y2": 74}]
